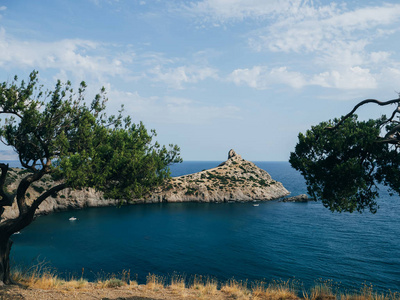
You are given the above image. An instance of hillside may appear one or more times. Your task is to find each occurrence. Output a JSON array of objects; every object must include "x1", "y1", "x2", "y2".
[{"x1": 146, "y1": 149, "x2": 289, "y2": 203}]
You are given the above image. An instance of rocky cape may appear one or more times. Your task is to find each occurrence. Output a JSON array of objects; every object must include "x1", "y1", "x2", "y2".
[
  {"x1": 1, "y1": 150, "x2": 290, "y2": 220},
  {"x1": 147, "y1": 150, "x2": 289, "y2": 203}
]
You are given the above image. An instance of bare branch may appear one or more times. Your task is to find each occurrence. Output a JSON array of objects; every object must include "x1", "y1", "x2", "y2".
[
  {"x1": 376, "y1": 138, "x2": 400, "y2": 145},
  {"x1": 382, "y1": 105, "x2": 400, "y2": 125},
  {"x1": 29, "y1": 183, "x2": 66, "y2": 212},
  {"x1": 329, "y1": 98, "x2": 400, "y2": 130},
  {"x1": 384, "y1": 124, "x2": 400, "y2": 140}
]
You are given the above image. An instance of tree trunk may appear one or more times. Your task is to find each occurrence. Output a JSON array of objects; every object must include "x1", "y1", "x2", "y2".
[
  {"x1": 0, "y1": 237, "x2": 13, "y2": 285},
  {"x1": 0, "y1": 179, "x2": 66, "y2": 285}
]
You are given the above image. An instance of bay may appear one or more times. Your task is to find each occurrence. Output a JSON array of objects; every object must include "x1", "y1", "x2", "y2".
[{"x1": 10, "y1": 161, "x2": 400, "y2": 293}]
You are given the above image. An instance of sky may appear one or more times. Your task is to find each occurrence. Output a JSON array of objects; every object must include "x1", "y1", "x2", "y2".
[{"x1": 0, "y1": 0, "x2": 400, "y2": 161}]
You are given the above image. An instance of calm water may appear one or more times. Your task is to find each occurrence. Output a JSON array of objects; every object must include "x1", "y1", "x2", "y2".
[{"x1": 10, "y1": 161, "x2": 400, "y2": 293}]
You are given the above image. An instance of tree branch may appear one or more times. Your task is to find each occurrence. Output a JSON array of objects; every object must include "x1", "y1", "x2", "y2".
[
  {"x1": 16, "y1": 171, "x2": 46, "y2": 216},
  {"x1": 0, "y1": 164, "x2": 13, "y2": 208},
  {"x1": 382, "y1": 105, "x2": 400, "y2": 126},
  {"x1": 0, "y1": 111, "x2": 23, "y2": 119},
  {"x1": 28, "y1": 183, "x2": 66, "y2": 212},
  {"x1": 384, "y1": 124, "x2": 400, "y2": 140},
  {"x1": 0, "y1": 183, "x2": 66, "y2": 238},
  {"x1": 329, "y1": 98, "x2": 400, "y2": 130}
]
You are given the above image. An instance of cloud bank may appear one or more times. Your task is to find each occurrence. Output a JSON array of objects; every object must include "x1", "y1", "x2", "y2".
[{"x1": 185, "y1": 0, "x2": 400, "y2": 91}]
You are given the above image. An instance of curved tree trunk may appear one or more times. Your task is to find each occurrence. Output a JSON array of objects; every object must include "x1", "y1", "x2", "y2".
[
  {"x1": 0, "y1": 217, "x2": 34, "y2": 285},
  {"x1": 0, "y1": 182, "x2": 66, "y2": 285},
  {"x1": 0, "y1": 237, "x2": 13, "y2": 285}
]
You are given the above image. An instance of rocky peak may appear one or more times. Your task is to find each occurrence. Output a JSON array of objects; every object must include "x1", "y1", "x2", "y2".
[
  {"x1": 219, "y1": 149, "x2": 243, "y2": 167},
  {"x1": 147, "y1": 150, "x2": 290, "y2": 203},
  {"x1": 228, "y1": 149, "x2": 241, "y2": 160}
]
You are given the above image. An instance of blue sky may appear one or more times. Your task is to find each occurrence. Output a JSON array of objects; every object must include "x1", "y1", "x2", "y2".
[{"x1": 1, "y1": 0, "x2": 400, "y2": 161}]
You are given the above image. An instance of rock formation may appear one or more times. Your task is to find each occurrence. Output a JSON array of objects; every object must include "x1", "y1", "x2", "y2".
[
  {"x1": 146, "y1": 149, "x2": 289, "y2": 203},
  {"x1": 1, "y1": 149, "x2": 290, "y2": 219},
  {"x1": 281, "y1": 194, "x2": 310, "y2": 202}
]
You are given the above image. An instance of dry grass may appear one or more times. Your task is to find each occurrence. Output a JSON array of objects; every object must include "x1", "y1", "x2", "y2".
[
  {"x1": 145, "y1": 273, "x2": 165, "y2": 291},
  {"x1": 303, "y1": 282, "x2": 336, "y2": 300},
  {"x1": 252, "y1": 280, "x2": 299, "y2": 300},
  {"x1": 221, "y1": 279, "x2": 251, "y2": 299},
  {"x1": 8, "y1": 268, "x2": 400, "y2": 300},
  {"x1": 339, "y1": 283, "x2": 400, "y2": 300},
  {"x1": 170, "y1": 274, "x2": 186, "y2": 290},
  {"x1": 168, "y1": 274, "x2": 188, "y2": 297}
]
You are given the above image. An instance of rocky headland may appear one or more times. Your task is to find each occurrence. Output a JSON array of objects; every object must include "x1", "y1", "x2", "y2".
[
  {"x1": 147, "y1": 149, "x2": 289, "y2": 203},
  {"x1": 1, "y1": 150, "x2": 290, "y2": 219}
]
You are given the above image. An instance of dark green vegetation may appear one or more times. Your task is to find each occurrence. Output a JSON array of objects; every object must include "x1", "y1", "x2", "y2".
[
  {"x1": 290, "y1": 98, "x2": 400, "y2": 213},
  {"x1": 0, "y1": 71, "x2": 181, "y2": 284}
]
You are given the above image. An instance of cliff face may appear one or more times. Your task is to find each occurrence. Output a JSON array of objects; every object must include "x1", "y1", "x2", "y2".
[
  {"x1": 1, "y1": 169, "x2": 118, "y2": 220},
  {"x1": 1, "y1": 150, "x2": 289, "y2": 219},
  {"x1": 146, "y1": 149, "x2": 289, "y2": 203}
]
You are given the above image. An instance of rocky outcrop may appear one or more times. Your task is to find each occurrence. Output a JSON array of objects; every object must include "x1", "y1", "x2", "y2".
[
  {"x1": 1, "y1": 150, "x2": 290, "y2": 219},
  {"x1": 146, "y1": 149, "x2": 290, "y2": 203},
  {"x1": 281, "y1": 194, "x2": 310, "y2": 202}
]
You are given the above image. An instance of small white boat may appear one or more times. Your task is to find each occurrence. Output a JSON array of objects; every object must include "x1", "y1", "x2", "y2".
[
  {"x1": 69, "y1": 217, "x2": 77, "y2": 221},
  {"x1": 253, "y1": 204, "x2": 259, "y2": 207},
  {"x1": 13, "y1": 231, "x2": 21, "y2": 235}
]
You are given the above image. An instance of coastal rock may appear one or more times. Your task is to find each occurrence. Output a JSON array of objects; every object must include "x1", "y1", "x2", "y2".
[
  {"x1": 146, "y1": 149, "x2": 290, "y2": 203},
  {"x1": 281, "y1": 194, "x2": 310, "y2": 202}
]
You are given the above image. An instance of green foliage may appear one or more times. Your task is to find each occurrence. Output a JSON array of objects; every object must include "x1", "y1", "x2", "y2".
[
  {"x1": 258, "y1": 179, "x2": 268, "y2": 186},
  {"x1": 206, "y1": 172, "x2": 229, "y2": 184},
  {"x1": 289, "y1": 114, "x2": 395, "y2": 213},
  {"x1": 32, "y1": 185, "x2": 45, "y2": 194},
  {"x1": 0, "y1": 71, "x2": 182, "y2": 201},
  {"x1": 185, "y1": 187, "x2": 197, "y2": 195}
]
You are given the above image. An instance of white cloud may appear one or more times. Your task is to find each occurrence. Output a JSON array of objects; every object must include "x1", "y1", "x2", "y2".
[
  {"x1": 258, "y1": 4, "x2": 400, "y2": 55},
  {"x1": 0, "y1": 27, "x2": 219, "y2": 91},
  {"x1": 186, "y1": 1, "x2": 400, "y2": 91},
  {"x1": 376, "y1": 67, "x2": 400, "y2": 90},
  {"x1": 149, "y1": 65, "x2": 218, "y2": 89},
  {"x1": 229, "y1": 66, "x2": 307, "y2": 89},
  {"x1": 229, "y1": 65, "x2": 379, "y2": 90},
  {"x1": 187, "y1": 1, "x2": 400, "y2": 49},
  {"x1": 249, "y1": 4, "x2": 400, "y2": 90},
  {"x1": 109, "y1": 89, "x2": 241, "y2": 125},
  {"x1": 369, "y1": 51, "x2": 391, "y2": 64},
  {"x1": 184, "y1": 0, "x2": 306, "y2": 22},
  {"x1": 89, "y1": 0, "x2": 120, "y2": 7},
  {"x1": 0, "y1": 28, "x2": 133, "y2": 82},
  {"x1": 311, "y1": 67, "x2": 377, "y2": 90}
]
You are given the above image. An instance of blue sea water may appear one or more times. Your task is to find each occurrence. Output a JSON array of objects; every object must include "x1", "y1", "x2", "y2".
[{"x1": 10, "y1": 161, "x2": 400, "y2": 293}]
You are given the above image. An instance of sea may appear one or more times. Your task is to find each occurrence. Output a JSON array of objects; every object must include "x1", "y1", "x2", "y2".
[{"x1": 8, "y1": 161, "x2": 400, "y2": 294}]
